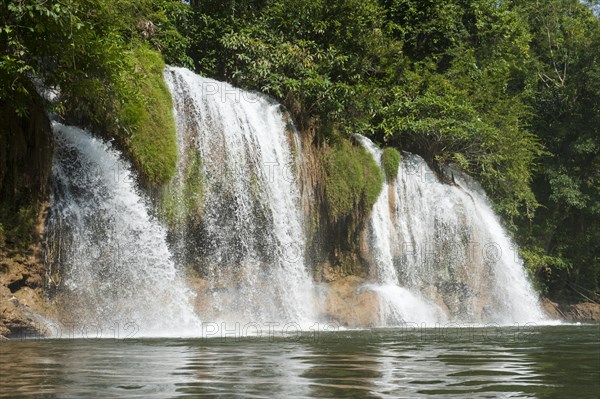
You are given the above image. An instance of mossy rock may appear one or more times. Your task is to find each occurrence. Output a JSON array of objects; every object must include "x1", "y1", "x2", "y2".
[
  {"x1": 382, "y1": 147, "x2": 401, "y2": 180},
  {"x1": 323, "y1": 138, "x2": 384, "y2": 221},
  {"x1": 160, "y1": 150, "x2": 205, "y2": 228},
  {"x1": 119, "y1": 45, "x2": 177, "y2": 185}
]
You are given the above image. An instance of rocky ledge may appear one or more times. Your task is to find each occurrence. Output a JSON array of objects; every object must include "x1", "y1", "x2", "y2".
[
  {"x1": 0, "y1": 244, "x2": 52, "y2": 339},
  {"x1": 542, "y1": 298, "x2": 600, "y2": 322}
]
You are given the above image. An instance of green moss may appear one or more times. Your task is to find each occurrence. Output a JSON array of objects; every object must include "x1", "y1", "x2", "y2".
[
  {"x1": 119, "y1": 45, "x2": 177, "y2": 185},
  {"x1": 323, "y1": 138, "x2": 384, "y2": 221},
  {"x1": 160, "y1": 188, "x2": 178, "y2": 227},
  {"x1": 160, "y1": 151, "x2": 205, "y2": 227},
  {"x1": 181, "y1": 152, "x2": 205, "y2": 223},
  {"x1": 382, "y1": 147, "x2": 401, "y2": 181}
]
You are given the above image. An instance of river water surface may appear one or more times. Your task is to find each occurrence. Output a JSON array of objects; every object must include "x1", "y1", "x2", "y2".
[{"x1": 1, "y1": 325, "x2": 598, "y2": 398}]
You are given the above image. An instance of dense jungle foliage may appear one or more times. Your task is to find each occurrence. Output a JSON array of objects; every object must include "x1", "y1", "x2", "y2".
[{"x1": 1, "y1": 0, "x2": 598, "y2": 301}]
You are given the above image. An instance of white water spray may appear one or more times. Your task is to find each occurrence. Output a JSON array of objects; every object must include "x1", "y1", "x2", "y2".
[
  {"x1": 47, "y1": 122, "x2": 201, "y2": 337},
  {"x1": 358, "y1": 136, "x2": 446, "y2": 325},
  {"x1": 358, "y1": 135, "x2": 546, "y2": 325},
  {"x1": 165, "y1": 67, "x2": 316, "y2": 326}
]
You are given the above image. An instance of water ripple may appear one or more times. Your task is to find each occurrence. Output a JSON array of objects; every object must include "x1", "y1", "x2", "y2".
[{"x1": 0, "y1": 326, "x2": 598, "y2": 398}]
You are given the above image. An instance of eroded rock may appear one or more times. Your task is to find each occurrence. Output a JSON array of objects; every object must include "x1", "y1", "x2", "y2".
[
  {"x1": 323, "y1": 275, "x2": 380, "y2": 327},
  {"x1": 541, "y1": 298, "x2": 600, "y2": 322}
]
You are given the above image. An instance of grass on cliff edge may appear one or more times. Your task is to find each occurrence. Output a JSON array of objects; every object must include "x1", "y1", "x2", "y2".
[
  {"x1": 119, "y1": 46, "x2": 177, "y2": 185},
  {"x1": 324, "y1": 138, "x2": 384, "y2": 221}
]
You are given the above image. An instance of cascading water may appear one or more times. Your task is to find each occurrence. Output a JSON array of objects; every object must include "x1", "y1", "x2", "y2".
[
  {"x1": 46, "y1": 122, "x2": 201, "y2": 337},
  {"x1": 164, "y1": 67, "x2": 316, "y2": 326},
  {"x1": 43, "y1": 68, "x2": 545, "y2": 335},
  {"x1": 358, "y1": 135, "x2": 546, "y2": 325},
  {"x1": 358, "y1": 136, "x2": 447, "y2": 325}
]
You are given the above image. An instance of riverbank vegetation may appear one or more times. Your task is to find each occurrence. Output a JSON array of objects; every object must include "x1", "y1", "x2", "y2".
[{"x1": 1, "y1": 0, "x2": 598, "y2": 302}]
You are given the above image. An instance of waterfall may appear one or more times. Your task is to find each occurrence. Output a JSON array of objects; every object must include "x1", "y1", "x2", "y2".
[
  {"x1": 358, "y1": 136, "x2": 546, "y2": 325},
  {"x1": 46, "y1": 122, "x2": 201, "y2": 337},
  {"x1": 164, "y1": 67, "x2": 316, "y2": 326},
  {"x1": 358, "y1": 136, "x2": 447, "y2": 325},
  {"x1": 44, "y1": 68, "x2": 546, "y2": 334}
]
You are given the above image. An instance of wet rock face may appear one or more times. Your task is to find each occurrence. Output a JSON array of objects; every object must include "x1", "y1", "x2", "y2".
[
  {"x1": 0, "y1": 90, "x2": 53, "y2": 338},
  {"x1": 0, "y1": 287, "x2": 37, "y2": 337},
  {"x1": 542, "y1": 298, "x2": 600, "y2": 322},
  {"x1": 0, "y1": 205, "x2": 51, "y2": 338},
  {"x1": 0, "y1": 243, "x2": 51, "y2": 338},
  {"x1": 293, "y1": 125, "x2": 372, "y2": 282},
  {"x1": 569, "y1": 302, "x2": 600, "y2": 321},
  {"x1": 323, "y1": 276, "x2": 380, "y2": 327}
]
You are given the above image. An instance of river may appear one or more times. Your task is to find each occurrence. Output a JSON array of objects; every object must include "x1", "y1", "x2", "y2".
[{"x1": 1, "y1": 324, "x2": 598, "y2": 398}]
